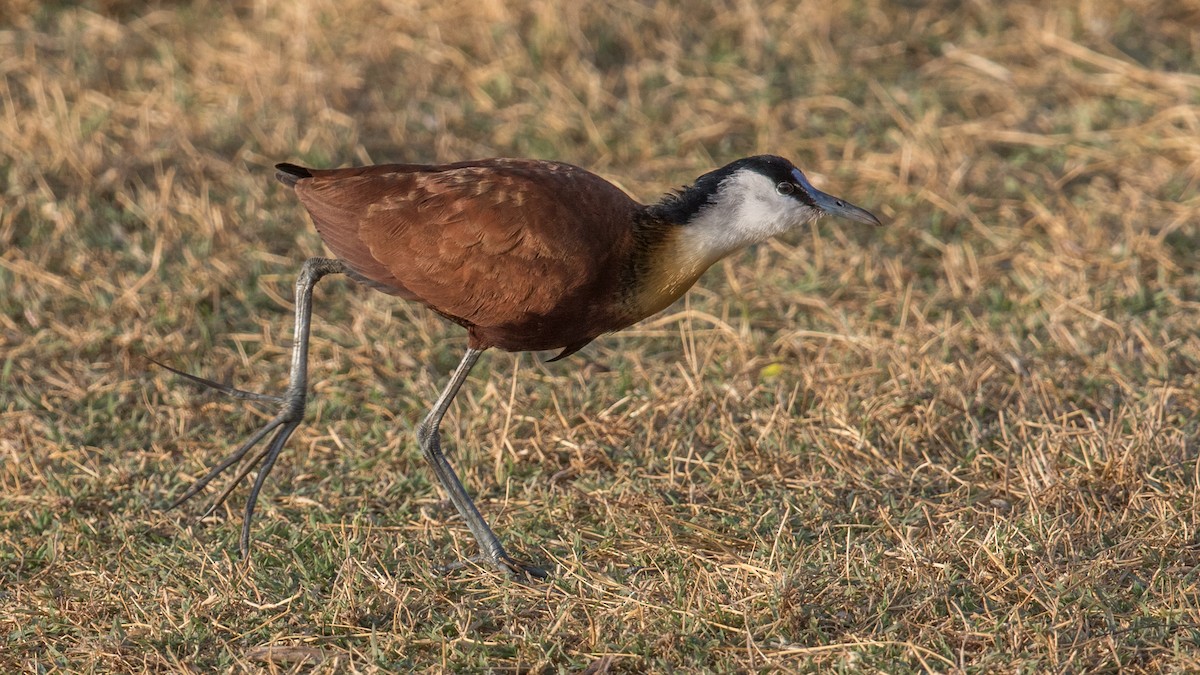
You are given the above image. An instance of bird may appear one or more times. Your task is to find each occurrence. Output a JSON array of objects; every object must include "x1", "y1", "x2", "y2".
[{"x1": 159, "y1": 154, "x2": 881, "y2": 578}]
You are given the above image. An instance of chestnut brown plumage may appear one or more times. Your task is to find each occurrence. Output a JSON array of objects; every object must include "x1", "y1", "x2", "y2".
[{"x1": 161, "y1": 155, "x2": 881, "y2": 578}]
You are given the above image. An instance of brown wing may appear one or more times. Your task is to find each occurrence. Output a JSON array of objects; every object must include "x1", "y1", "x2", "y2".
[{"x1": 290, "y1": 159, "x2": 640, "y2": 347}]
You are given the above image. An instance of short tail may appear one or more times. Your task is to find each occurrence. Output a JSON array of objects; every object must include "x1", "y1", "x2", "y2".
[{"x1": 275, "y1": 162, "x2": 313, "y2": 187}]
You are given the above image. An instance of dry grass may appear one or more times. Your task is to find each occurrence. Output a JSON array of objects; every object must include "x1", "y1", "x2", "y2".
[{"x1": 3, "y1": 0, "x2": 1200, "y2": 671}]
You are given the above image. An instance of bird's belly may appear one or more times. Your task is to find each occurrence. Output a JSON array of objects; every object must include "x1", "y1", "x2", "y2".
[{"x1": 467, "y1": 309, "x2": 606, "y2": 353}]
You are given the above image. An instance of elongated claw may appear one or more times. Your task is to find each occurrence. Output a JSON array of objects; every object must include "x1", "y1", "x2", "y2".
[
  {"x1": 148, "y1": 357, "x2": 285, "y2": 404},
  {"x1": 238, "y1": 416, "x2": 303, "y2": 556},
  {"x1": 497, "y1": 554, "x2": 549, "y2": 582},
  {"x1": 167, "y1": 416, "x2": 283, "y2": 510}
]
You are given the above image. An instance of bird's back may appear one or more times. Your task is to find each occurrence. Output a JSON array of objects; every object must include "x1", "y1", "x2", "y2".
[{"x1": 279, "y1": 159, "x2": 644, "y2": 355}]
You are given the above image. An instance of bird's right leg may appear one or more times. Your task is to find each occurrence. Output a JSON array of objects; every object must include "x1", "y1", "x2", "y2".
[
  {"x1": 417, "y1": 348, "x2": 547, "y2": 580},
  {"x1": 158, "y1": 256, "x2": 346, "y2": 557}
]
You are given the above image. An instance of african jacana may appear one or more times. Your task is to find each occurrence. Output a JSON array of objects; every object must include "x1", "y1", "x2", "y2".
[{"x1": 162, "y1": 155, "x2": 881, "y2": 578}]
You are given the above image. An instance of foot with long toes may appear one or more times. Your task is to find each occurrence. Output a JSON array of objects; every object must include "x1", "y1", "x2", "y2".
[
  {"x1": 156, "y1": 256, "x2": 546, "y2": 578},
  {"x1": 153, "y1": 257, "x2": 344, "y2": 557},
  {"x1": 151, "y1": 357, "x2": 309, "y2": 556}
]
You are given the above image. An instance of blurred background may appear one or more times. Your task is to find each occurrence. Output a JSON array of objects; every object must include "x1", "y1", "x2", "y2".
[{"x1": 2, "y1": 0, "x2": 1199, "y2": 671}]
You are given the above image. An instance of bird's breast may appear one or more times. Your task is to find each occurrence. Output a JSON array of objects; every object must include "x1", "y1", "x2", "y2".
[{"x1": 626, "y1": 234, "x2": 718, "y2": 321}]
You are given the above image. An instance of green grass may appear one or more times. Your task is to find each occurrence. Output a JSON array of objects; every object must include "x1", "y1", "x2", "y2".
[{"x1": 3, "y1": 0, "x2": 1200, "y2": 671}]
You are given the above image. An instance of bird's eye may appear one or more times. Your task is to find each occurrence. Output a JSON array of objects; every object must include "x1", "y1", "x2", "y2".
[{"x1": 776, "y1": 182, "x2": 795, "y2": 195}]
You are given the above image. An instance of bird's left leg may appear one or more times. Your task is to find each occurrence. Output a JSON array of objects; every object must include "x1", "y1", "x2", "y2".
[
  {"x1": 156, "y1": 257, "x2": 346, "y2": 556},
  {"x1": 417, "y1": 347, "x2": 547, "y2": 580}
]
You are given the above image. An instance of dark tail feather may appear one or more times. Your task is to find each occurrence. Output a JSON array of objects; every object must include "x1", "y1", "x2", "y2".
[{"x1": 275, "y1": 163, "x2": 313, "y2": 187}]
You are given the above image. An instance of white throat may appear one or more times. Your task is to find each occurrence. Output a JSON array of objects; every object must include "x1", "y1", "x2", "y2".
[{"x1": 682, "y1": 169, "x2": 824, "y2": 263}]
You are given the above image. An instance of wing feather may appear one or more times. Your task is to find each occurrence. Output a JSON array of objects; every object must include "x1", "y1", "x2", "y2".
[{"x1": 289, "y1": 160, "x2": 639, "y2": 343}]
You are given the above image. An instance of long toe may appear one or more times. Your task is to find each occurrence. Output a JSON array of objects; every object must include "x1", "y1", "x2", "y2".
[
  {"x1": 436, "y1": 552, "x2": 548, "y2": 582},
  {"x1": 149, "y1": 358, "x2": 285, "y2": 404},
  {"x1": 494, "y1": 552, "x2": 549, "y2": 582}
]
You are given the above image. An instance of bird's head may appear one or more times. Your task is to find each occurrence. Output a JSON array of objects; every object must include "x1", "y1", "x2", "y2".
[{"x1": 651, "y1": 155, "x2": 881, "y2": 260}]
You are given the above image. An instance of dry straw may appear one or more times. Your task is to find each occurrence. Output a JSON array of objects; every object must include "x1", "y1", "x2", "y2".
[{"x1": 2, "y1": 0, "x2": 1198, "y2": 671}]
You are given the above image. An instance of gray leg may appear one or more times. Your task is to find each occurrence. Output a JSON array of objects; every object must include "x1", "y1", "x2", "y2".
[
  {"x1": 418, "y1": 348, "x2": 546, "y2": 579},
  {"x1": 162, "y1": 257, "x2": 345, "y2": 557}
]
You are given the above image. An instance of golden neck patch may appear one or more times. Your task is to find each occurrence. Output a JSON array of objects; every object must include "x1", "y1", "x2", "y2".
[{"x1": 625, "y1": 226, "x2": 722, "y2": 321}]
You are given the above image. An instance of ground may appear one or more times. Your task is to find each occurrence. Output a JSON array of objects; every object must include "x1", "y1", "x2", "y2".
[{"x1": 2, "y1": 0, "x2": 1199, "y2": 671}]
